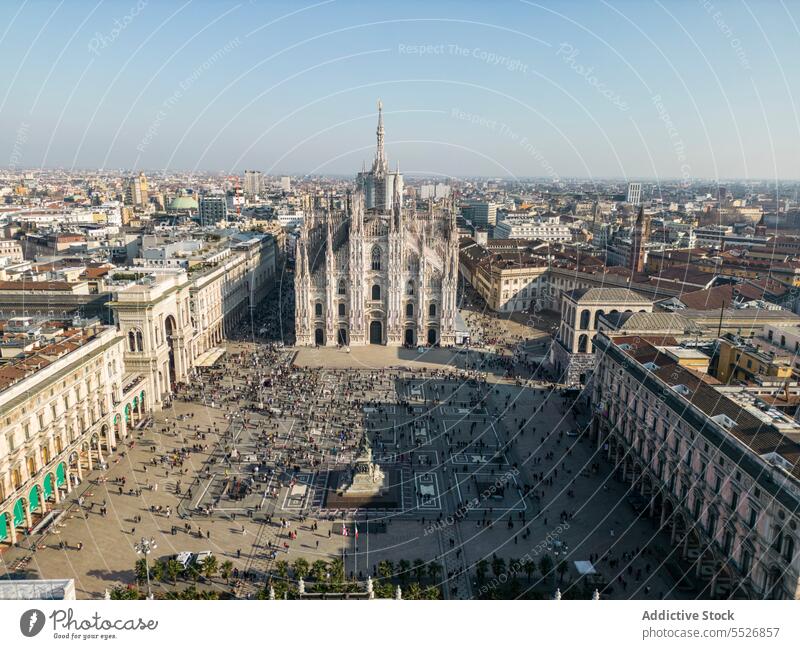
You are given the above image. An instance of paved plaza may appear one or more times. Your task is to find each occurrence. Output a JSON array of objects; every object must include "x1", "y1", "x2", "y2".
[{"x1": 0, "y1": 303, "x2": 681, "y2": 599}]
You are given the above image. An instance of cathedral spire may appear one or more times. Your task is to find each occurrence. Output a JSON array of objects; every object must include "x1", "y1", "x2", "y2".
[
  {"x1": 391, "y1": 175, "x2": 402, "y2": 231},
  {"x1": 373, "y1": 98, "x2": 387, "y2": 174}
]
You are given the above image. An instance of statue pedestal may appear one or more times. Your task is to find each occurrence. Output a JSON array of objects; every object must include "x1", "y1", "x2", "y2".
[
  {"x1": 324, "y1": 433, "x2": 401, "y2": 509},
  {"x1": 337, "y1": 465, "x2": 388, "y2": 497}
]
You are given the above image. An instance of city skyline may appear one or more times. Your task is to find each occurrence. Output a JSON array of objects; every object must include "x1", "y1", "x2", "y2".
[{"x1": 1, "y1": 0, "x2": 799, "y2": 180}]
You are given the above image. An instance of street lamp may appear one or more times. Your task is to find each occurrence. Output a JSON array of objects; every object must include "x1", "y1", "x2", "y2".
[{"x1": 134, "y1": 536, "x2": 157, "y2": 600}]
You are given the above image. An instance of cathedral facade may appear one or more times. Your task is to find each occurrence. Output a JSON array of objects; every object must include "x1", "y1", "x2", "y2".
[{"x1": 294, "y1": 102, "x2": 458, "y2": 347}]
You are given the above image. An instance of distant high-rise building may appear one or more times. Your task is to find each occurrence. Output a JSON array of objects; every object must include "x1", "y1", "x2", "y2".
[
  {"x1": 125, "y1": 172, "x2": 148, "y2": 208},
  {"x1": 419, "y1": 183, "x2": 451, "y2": 200},
  {"x1": 198, "y1": 195, "x2": 228, "y2": 225},
  {"x1": 280, "y1": 176, "x2": 291, "y2": 192},
  {"x1": 243, "y1": 170, "x2": 262, "y2": 198},
  {"x1": 461, "y1": 201, "x2": 497, "y2": 228},
  {"x1": 627, "y1": 182, "x2": 642, "y2": 206}
]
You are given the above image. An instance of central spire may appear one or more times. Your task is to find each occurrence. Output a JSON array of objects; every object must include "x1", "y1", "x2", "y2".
[{"x1": 373, "y1": 98, "x2": 387, "y2": 174}]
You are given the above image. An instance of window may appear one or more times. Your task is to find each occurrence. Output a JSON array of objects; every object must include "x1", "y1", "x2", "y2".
[
  {"x1": 338, "y1": 279, "x2": 346, "y2": 295},
  {"x1": 406, "y1": 303, "x2": 414, "y2": 317},
  {"x1": 372, "y1": 285, "x2": 381, "y2": 301},
  {"x1": 371, "y1": 246, "x2": 382, "y2": 271},
  {"x1": 784, "y1": 537, "x2": 795, "y2": 562},
  {"x1": 338, "y1": 303, "x2": 345, "y2": 317},
  {"x1": 315, "y1": 302, "x2": 323, "y2": 317},
  {"x1": 579, "y1": 309, "x2": 590, "y2": 329},
  {"x1": 428, "y1": 303, "x2": 437, "y2": 317},
  {"x1": 749, "y1": 507, "x2": 758, "y2": 528},
  {"x1": 740, "y1": 549, "x2": 752, "y2": 574},
  {"x1": 407, "y1": 281, "x2": 415, "y2": 295}
]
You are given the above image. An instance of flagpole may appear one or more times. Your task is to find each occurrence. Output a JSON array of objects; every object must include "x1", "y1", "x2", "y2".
[{"x1": 354, "y1": 516, "x2": 357, "y2": 582}]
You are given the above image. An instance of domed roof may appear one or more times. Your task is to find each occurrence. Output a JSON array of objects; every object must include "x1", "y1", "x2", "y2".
[{"x1": 168, "y1": 195, "x2": 198, "y2": 211}]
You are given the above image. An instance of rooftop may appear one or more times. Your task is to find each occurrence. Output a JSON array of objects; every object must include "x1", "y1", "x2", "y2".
[
  {"x1": 565, "y1": 287, "x2": 652, "y2": 304},
  {"x1": 603, "y1": 334, "x2": 800, "y2": 485}
]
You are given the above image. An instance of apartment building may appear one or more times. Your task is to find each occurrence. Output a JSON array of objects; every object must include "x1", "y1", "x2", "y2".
[
  {"x1": 592, "y1": 333, "x2": 800, "y2": 599},
  {"x1": 0, "y1": 323, "x2": 147, "y2": 545}
]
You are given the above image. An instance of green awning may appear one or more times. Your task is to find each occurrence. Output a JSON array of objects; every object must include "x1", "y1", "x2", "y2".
[
  {"x1": 43, "y1": 474, "x2": 53, "y2": 500},
  {"x1": 12, "y1": 499, "x2": 24, "y2": 527},
  {"x1": 56, "y1": 463, "x2": 66, "y2": 486},
  {"x1": 0, "y1": 514, "x2": 7, "y2": 541},
  {"x1": 28, "y1": 486, "x2": 39, "y2": 513}
]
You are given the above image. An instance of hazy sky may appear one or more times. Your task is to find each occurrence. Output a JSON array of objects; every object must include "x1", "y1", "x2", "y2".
[{"x1": 1, "y1": 0, "x2": 799, "y2": 180}]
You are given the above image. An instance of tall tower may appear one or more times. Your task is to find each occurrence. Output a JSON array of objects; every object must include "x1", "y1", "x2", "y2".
[
  {"x1": 373, "y1": 99, "x2": 387, "y2": 175},
  {"x1": 386, "y1": 179, "x2": 404, "y2": 345},
  {"x1": 440, "y1": 197, "x2": 459, "y2": 346},
  {"x1": 294, "y1": 220, "x2": 313, "y2": 345},
  {"x1": 630, "y1": 205, "x2": 649, "y2": 274},
  {"x1": 324, "y1": 207, "x2": 337, "y2": 345},
  {"x1": 357, "y1": 100, "x2": 403, "y2": 211},
  {"x1": 348, "y1": 191, "x2": 366, "y2": 345}
]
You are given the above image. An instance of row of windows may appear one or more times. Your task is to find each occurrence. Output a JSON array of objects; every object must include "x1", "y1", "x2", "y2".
[
  {"x1": 601, "y1": 357, "x2": 799, "y2": 571},
  {"x1": 335, "y1": 279, "x2": 438, "y2": 297},
  {"x1": 315, "y1": 301, "x2": 438, "y2": 318}
]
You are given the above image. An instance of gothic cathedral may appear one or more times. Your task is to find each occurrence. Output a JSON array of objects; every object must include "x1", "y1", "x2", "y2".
[{"x1": 294, "y1": 101, "x2": 459, "y2": 347}]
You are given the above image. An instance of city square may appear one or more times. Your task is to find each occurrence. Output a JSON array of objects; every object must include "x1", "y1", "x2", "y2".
[{"x1": 0, "y1": 305, "x2": 678, "y2": 600}]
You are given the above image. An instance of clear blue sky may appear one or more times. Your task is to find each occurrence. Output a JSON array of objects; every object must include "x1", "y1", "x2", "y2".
[{"x1": 1, "y1": 0, "x2": 798, "y2": 180}]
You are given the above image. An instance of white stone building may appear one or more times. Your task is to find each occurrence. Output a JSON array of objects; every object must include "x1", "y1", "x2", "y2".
[
  {"x1": 0, "y1": 324, "x2": 144, "y2": 545},
  {"x1": 550, "y1": 287, "x2": 653, "y2": 384},
  {"x1": 295, "y1": 104, "x2": 458, "y2": 347},
  {"x1": 109, "y1": 233, "x2": 276, "y2": 405}
]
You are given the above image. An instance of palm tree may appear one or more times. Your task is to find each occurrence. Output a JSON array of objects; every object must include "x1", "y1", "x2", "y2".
[
  {"x1": 423, "y1": 585, "x2": 440, "y2": 600},
  {"x1": 539, "y1": 554, "x2": 554, "y2": 586},
  {"x1": 413, "y1": 559, "x2": 426, "y2": 582},
  {"x1": 186, "y1": 564, "x2": 200, "y2": 583},
  {"x1": 200, "y1": 555, "x2": 218, "y2": 580},
  {"x1": 398, "y1": 559, "x2": 411, "y2": 584},
  {"x1": 491, "y1": 556, "x2": 506, "y2": 578},
  {"x1": 427, "y1": 561, "x2": 443, "y2": 582},
  {"x1": 166, "y1": 559, "x2": 182, "y2": 585},
  {"x1": 110, "y1": 585, "x2": 141, "y2": 600},
  {"x1": 556, "y1": 559, "x2": 568, "y2": 584},
  {"x1": 405, "y1": 583, "x2": 422, "y2": 600},
  {"x1": 476, "y1": 559, "x2": 489, "y2": 584},
  {"x1": 220, "y1": 560, "x2": 233, "y2": 583},
  {"x1": 523, "y1": 559, "x2": 536, "y2": 583},
  {"x1": 310, "y1": 560, "x2": 328, "y2": 582},
  {"x1": 135, "y1": 558, "x2": 148, "y2": 585},
  {"x1": 377, "y1": 560, "x2": 394, "y2": 581},
  {"x1": 151, "y1": 561, "x2": 165, "y2": 582},
  {"x1": 292, "y1": 558, "x2": 310, "y2": 580},
  {"x1": 329, "y1": 558, "x2": 345, "y2": 584},
  {"x1": 274, "y1": 560, "x2": 289, "y2": 580}
]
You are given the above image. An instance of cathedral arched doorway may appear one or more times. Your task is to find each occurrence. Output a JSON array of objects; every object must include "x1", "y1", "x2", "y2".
[
  {"x1": 404, "y1": 328, "x2": 415, "y2": 346},
  {"x1": 369, "y1": 321, "x2": 383, "y2": 345},
  {"x1": 315, "y1": 328, "x2": 324, "y2": 346},
  {"x1": 337, "y1": 328, "x2": 348, "y2": 346},
  {"x1": 427, "y1": 328, "x2": 438, "y2": 346}
]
